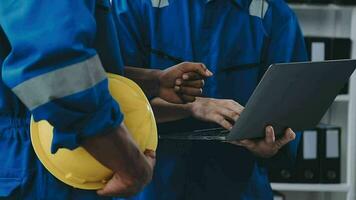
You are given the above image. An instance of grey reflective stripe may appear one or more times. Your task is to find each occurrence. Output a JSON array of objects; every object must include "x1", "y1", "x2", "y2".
[
  {"x1": 151, "y1": 0, "x2": 169, "y2": 8},
  {"x1": 12, "y1": 55, "x2": 107, "y2": 110},
  {"x1": 249, "y1": 0, "x2": 269, "y2": 19}
]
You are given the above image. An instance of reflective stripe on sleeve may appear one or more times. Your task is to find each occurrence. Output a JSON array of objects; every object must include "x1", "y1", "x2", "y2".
[{"x1": 12, "y1": 55, "x2": 107, "y2": 110}]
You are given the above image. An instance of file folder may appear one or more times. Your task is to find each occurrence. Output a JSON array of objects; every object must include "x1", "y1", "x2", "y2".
[
  {"x1": 304, "y1": 37, "x2": 351, "y2": 61},
  {"x1": 269, "y1": 125, "x2": 341, "y2": 183},
  {"x1": 268, "y1": 167, "x2": 296, "y2": 183},
  {"x1": 318, "y1": 125, "x2": 341, "y2": 183},
  {"x1": 296, "y1": 129, "x2": 320, "y2": 183}
]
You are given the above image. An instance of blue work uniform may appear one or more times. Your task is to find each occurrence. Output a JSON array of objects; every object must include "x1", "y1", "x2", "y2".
[
  {"x1": 113, "y1": 0, "x2": 307, "y2": 199},
  {"x1": 0, "y1": 0, "x2": 124, "y2": 199}
]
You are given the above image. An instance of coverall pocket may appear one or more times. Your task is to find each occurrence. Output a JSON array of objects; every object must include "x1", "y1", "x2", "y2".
[{"x1": 0, "y1": 177, "x2": 21, "y2": 199}]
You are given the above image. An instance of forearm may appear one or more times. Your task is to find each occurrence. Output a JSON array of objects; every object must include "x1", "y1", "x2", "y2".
[
  {"x1": 83, "y1": 123, "x2": 151, "y2": 182},
  {"x1": 124, "y1": 67, "x2": 161, "y2": 98},
  {"x1": 150, "y1": 97, "x2": 192, "y2": 123}
]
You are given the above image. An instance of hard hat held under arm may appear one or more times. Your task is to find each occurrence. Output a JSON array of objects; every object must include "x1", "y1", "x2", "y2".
[{"x1": 0, "y1": 0, "x2": 124, "y2": 153}]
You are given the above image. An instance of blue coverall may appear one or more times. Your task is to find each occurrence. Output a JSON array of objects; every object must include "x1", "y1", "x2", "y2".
[
  {"x1": 0, "y1": 0, "x2": 125, "y2": 199},
  {"x1": 113, "y1": 0, "x2": 308, "y2": 199}
]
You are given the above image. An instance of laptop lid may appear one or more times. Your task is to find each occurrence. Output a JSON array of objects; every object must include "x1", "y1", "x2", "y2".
[{"x1": 228, "y1": 60, "x2": 356, "y2": 140}]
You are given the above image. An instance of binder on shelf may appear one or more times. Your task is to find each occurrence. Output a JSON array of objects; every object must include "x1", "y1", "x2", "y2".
[
  {"x1": 295, "y1": 125, "x2": 341, "y2": 183},
  {"x1": 269, "y1": 129, "x2": 319, "y2": 183},
  {"x1": 296, "y1": 129, "x2": 320, "y2": 183},
  {"x1": 268, "y1": 167, "x2": 296, "y2": 183},
  {"x1": 269, "y1": 125, "x2": 341, "y2": 184},
  {"x1": 304, "y1": 37, "x2": 351, "y2": 61},
  {"x1": 318, "y1": 124, "x2": 341, "y2": 183},
  {"x1": 304, "y1": 37, "x2": 351, "y2": 94}
]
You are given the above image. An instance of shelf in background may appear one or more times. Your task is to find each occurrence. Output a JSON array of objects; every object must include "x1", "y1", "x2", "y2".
[
  {"x1": 335, "y1": 94, "x2": 350, "y2": 102},
  {"x1": 271, "y1": 183, "x2": 350, "y2": 192},
  {"x1": 289, "y1": 3, "x2": 356, "y2": 11}
]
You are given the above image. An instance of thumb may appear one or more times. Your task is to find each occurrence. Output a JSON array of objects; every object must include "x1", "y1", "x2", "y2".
[{"x1": 277, "y1": 128, "x2": 296, "y2": 147}]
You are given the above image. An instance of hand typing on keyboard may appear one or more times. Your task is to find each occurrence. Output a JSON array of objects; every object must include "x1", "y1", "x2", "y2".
[{"x1": 187, "y1": 97, "x2": 244, "y2": 130}]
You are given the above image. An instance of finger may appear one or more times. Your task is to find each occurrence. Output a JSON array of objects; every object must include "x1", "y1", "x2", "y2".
[
  {"x1": 275, "y1": 128, "x2": 296, "y2": 149},
  {"x1": 146, "y1": 157, "x2": 156, "y2": 170},
  {"x1": 144, "y1": 150, "x2": 156, "y2": 168},
  {"x1": 227, "y1": 140, "x2": 240, "y2": 146},
  {"x1": 265, "y1": 126, "x2": 275, "y2": 144},
  {"x1": 146, "y1": 155, "x2": 156, "y2": 166},
  {"x1": 182, "y1": 72, "x2": 204, "y2": 81},
  {"x1": 180, "y1": 62, "x2": 213, "y2": 77},
  {"x1": 179, "y1": 87, "x2": 203, "y2": 96},
  {"x1": 175, "y1": 86, "x2": 202, "y2": 101},
  {"x1": 175, "y1": 79, "x2": 183, "y2": 86},
  {"x1": 178, "y1": 79, "x2": 205, "y2": 88},
  {"x1": 219, "y1": 108, "x2": 240, "y2": 122},
  {"x1": 213, "y1": 115, "x2": 233, "y2": 130},
  {"x1": 214, "y1": 99, "x2": 244, "y2": 114},
  {"x1": 144, "y1": 149, "x2": 156, "y2": 159},
  {"x1": 223, "y1": 100, "x2": 244, "y2": 114},
  {"x1": 181, "y1": 94, "x2": 196, "y2": 102},
  {"x1": 236, "y1": 139, "x2": 255, "y2": 148},
  {"x1": 174, "y1": 86, "x2": 181, "y2": 92},
  {"x1": 97, "y1": 176, "x2": 126, "y2": 197}
]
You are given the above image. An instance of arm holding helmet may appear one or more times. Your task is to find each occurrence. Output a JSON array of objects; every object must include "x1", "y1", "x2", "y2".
[
  {"x1": 83, "y1": 123, "x2": 155, "y2": 197},
  {"x1": 0, "y1": 0, "x2": 152, "y2": 197}
]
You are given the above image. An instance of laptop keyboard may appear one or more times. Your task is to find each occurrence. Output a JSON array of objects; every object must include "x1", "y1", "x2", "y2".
[
  {"x1": 159, "y1": 127, "x2": 230, "y2": 140},
  {"x1": 191, "y1": 127, "x2": 230, "y2": 136}
]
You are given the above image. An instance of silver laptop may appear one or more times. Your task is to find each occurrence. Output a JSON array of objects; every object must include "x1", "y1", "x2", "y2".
[{"x1": 159, "y1": 60, "x2": 356, "y2": 141}]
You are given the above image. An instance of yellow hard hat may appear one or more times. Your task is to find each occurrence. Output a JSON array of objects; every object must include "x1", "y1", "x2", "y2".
[{"x1": 30, "y1": 73, "x2": 158, "y2": 190}]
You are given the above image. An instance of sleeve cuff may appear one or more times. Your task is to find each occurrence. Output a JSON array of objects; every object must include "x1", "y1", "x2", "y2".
[{"x1": 51, "y1": 98, "x2": 124, "y2": 153}]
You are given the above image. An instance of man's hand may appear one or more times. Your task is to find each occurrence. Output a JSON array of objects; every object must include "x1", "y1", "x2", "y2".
[
  {"x1": 97, "y1": 150, "x2": 156, "y2": 197},
  {"x1": 230, "y1": 126, "x2": 296, "y2": 158},
  {"x1": 158, "y1": 62, "x2": 213, "y2": 103},
  {"x1": 124, "y1": 63, "x2": 212, "y2": 104},
  {"x1": 83, "y1": 123, "x2": 155, "y2": 197},
  {"x1": 186, "y1": 97, "x2": 244, "y2": 129}
]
